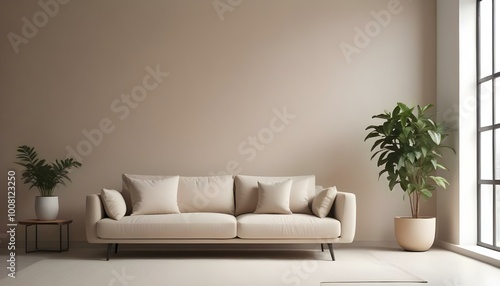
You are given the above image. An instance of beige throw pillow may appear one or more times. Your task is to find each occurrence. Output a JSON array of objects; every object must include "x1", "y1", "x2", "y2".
[
  {"x1": 312, "y1": 186, "x2": 338, "y2": 218},
  {"x1": 101, "y1": 188, "x2": 127, "y2": 220},
  {"x1": 128, "y1": 176, "x2": 180, "y2": 215},
  {"x1": 289, "y1": 177, "x2": 312, "y2": 214},
  {"x1": 234, "y1": 175, "x2": 315, "y2": 215},
  {"x1": 122, "y1": 174, "x2": 173, "y2": 215},
  {"x1": 254, "y1": 180, "x2": 293, "y2": 214}
]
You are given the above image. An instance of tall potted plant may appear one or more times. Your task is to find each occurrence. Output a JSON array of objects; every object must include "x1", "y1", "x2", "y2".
[
  {"x1": 364, "y1": 102, "x2": 454, "y2": 251},
  {"x1": 16, "y1": 145, "x2": 82, "y2": 220}
]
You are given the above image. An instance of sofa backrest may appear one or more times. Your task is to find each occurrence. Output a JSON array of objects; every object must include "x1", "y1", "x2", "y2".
[
  {"x1": 121, "y1": 174, "x2": 235, "y2": 215},
  {"x1": 121, "y1": 174, "x2": 315, "y2": 216},
  {"x1": 177, "y1": 175, "x2": 234, "y2": 214},
  {"x1": 234, "y1": 175, "x2": 315, "y2": 216}
]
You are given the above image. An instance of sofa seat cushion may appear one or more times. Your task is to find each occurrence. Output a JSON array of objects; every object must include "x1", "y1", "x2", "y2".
[
  {"x1": 237, "y1": 214, "x2": 340, "y2": 239},
  {"x1": 97, "y1": 213, "x2": 237, "y2": 239}
]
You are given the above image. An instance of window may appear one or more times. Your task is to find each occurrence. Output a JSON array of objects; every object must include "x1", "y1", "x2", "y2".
[{"x1": 477, "y1": 0, "x2": 500, "y2": 251}]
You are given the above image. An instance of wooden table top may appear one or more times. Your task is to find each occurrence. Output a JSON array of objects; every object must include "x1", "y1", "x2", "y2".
[{"x1": 18, "y1": 219, "x2": 73, "y2": 225}]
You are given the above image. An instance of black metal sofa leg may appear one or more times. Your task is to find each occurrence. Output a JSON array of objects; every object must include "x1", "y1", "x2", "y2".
[
  {"x1": 106, "y1": 243, "x2": 119, "y2": 260},
  {"x1": 321, "y1": 243, "x2": 324, "y2": 252},
  {"x1": 327, "y1": 243, "x2": 335, "y2": 261},
  {"x1": 106, "y1": 244, "x2": 112, "y2": 261}
]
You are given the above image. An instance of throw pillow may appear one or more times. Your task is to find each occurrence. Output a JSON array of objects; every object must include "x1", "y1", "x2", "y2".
[
  {"x1": 254, "y1": 179, "x2": 293, "y2": 214},
  {"x1": 101, "y1": 188, "x2": 127, "y2": 220},
  {"x1": 312, "y1": 186, "x2": 338, "y2": 218},
  {"x1": 122, "y1": 174, "x2": 173, "y2": 215},
  {"x1": 289, "y1": 177, "x2": 312, "y2": 214},
  {"x1": 128, "y1": 175, "x2": 180, "y2": 215},
  {"x1": 234, "y1": 175, "x2": 315, "y2": 215}
]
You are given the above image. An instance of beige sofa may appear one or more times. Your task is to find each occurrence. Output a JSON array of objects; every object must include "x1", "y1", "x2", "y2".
[{"x1": 86, "y1": 174, "x2": 356, "y2": 260}]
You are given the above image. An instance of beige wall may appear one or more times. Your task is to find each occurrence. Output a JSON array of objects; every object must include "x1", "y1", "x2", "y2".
[{"x1": 0, "y1": 0, "x2": 436, "y2": 243}]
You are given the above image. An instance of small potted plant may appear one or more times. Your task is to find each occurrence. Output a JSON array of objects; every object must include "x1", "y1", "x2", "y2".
[
  {"x1": 364, "y1": 102, "x2": 454, "y2": 251},
  {"x1": 15, "y1": 145, "x2": 82, "y2": 220}
]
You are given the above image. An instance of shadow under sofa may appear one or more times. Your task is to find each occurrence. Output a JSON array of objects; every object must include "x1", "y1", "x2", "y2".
[{"x1": 86, "y1": 174, "x2": 357, "y2": 261}]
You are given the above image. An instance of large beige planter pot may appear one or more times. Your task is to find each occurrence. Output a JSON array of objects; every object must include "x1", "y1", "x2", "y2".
[
  {"x1": 35, "y1": 196, "x2": 59, "y2": 220},
  {"x1": 394, "y1": 216, "x2": 436, "y2": 251}
]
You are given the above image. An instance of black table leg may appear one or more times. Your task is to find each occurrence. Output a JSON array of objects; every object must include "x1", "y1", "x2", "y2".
[
  {"x1": 59, "y1": 225, "x2": 62, "y2": 252},
  {"x1": 24, "y1": 225, "x2": 28, "y2": 253},
  {"x1": 24, "y1": 223, "x2": 70, "y2": 252},
  {"x1": 67, "y1": 224, "x2": 70, "y2": 251}
]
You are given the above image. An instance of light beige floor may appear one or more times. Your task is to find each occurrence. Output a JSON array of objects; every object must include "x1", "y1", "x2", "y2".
[
  {"x1": 3, "y1": 244, "x2": 500, "y2": 285},
  {"x1": 367, "y1": 245, "x2": 500, "y2": 285}
]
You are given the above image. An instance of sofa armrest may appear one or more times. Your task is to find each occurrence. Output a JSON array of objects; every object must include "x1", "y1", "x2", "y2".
[
  {"x1": 86, "y1": 194, "x2": 106, "y2": 243},
  {"x1": 331, "y1": 191, "x2": 356, "y2": 243}
]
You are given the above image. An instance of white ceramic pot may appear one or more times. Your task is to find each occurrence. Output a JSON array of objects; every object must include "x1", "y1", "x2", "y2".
[
  {"x1": 35, "y1": 196, "x2": 59, "y2": 220},
  {"x1": 394, "y1": 216, "x2": 436, "y2": 252}
]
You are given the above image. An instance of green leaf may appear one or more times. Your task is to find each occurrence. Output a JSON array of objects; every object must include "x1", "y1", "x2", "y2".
[
  {"x1": 370, "y1": 138, "x2": 386, "y2": 151},
  {"x1": 427, "y1": 118, "x2": 436, "y2": 127},
  {"x1": 430, "y1": 176, "x2": 449, "y2": 189},
  {"x1": 407, "y1": 152, "x2": 415, "y2": 164},
  {"x1": 431, "y1": 159, "x2": 437, "y2": 170},
  {"x1": 414, "y1": 150, "x2": 421, "y2": 160},
  {"x1": 428, "y1": 130, "x2": 441, "y2": 145},
  {"x1": 372, "y1": 113, "x2": 390, "y2": 120},
  {"x1": 396, "y1": 156, "x2": 405, "y2": 170},
  {"x1": 364, "y1": 131, "x2": 380, "y2": 141},
  {"x1": 420, "y1": 189, "x2": 433, "y2": 199},
  {"x1": 436, "y1": 163, "x2": 447, "y2": 170},
  {"x1": 389, "y1": 176, "x2": 398, "y2": 190},
  {"x1": 378, "y1": 169, "x2": 388, "y2": 178}
]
